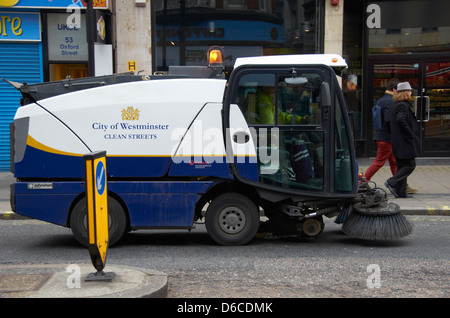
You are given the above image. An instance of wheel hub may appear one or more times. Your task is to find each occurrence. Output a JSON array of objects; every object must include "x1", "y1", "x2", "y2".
[
  {"x1": 219, "y1": 207, "x2": 246, "y2": 234},
  {"x1": 302, "y1": 218, "x2": 323, "y2": 237}
]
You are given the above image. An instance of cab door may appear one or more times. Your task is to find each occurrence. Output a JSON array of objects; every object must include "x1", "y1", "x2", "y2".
[
  {"x1": 224, "y1": 66, "x2": 357, "y2": 197},
  {"x1": 224, "y1": 65, "x2": 357, "y2": 197}
]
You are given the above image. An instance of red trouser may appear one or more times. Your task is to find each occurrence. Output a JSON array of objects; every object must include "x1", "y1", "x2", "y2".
[{"x1": 365, "y1": 140, "x2": 397, "y2": 180}]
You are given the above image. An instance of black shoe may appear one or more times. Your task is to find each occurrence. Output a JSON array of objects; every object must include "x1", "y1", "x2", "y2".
[
  {"x1": 400, "y1": 194, "x2": 413, "y2": 198},
  {"x1": 384, "y1": 181, "x2": 399, "y2": 198}
]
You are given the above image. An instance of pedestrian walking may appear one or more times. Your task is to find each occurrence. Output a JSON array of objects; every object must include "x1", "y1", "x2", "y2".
[
  {"x1": 385, "y1": 82, "x2": 420, "y2": 198},
  {"x1": 364, "y1": 78, "x2": 399, "y2": 181}
]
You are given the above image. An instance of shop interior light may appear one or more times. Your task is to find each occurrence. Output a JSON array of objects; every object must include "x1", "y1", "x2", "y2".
[{"x1": 304, "y1": 21, "x2": 311, "y2": 32}]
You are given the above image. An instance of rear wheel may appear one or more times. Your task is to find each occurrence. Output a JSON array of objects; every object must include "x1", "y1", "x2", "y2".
[
  {"x1": 205, "y1": 193, "x2": 259, "y2": 246},
  {"x1": 70, "y1": 196, "x2": 128, "y2": 247}
]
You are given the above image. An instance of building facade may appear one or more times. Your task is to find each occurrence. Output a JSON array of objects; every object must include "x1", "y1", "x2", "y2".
[
  {"x1": 0, "y1": 0, "x2": 112, "y2": 170},
  {"x1": 342, "y1": 0, "x2": 450, "y2": 157},
  {"x1": 150, "y1": 0, "x2": 450, "y2": 158},
  {"x1": 1, "y1": 0, "x2": 449, "y2": 170}
]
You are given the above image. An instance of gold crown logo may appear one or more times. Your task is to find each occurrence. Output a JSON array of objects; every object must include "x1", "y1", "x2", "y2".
[{"x1": 122, "y1": 106, "x2": 140, "y2": 121}]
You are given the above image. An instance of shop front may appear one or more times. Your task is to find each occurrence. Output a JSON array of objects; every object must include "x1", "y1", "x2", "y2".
[
  {"x1": 343, "y1": 0, "x2": 450, "y2": 157},
  {"x1": 0, "y1": 10, "x2": 43, "y2": 171},
  {"x1": 368, "y1": 54, "x2": 450, "y2": 157},
  {"x1": 0, "y1": 0, "x2": 111, "y2": 171},
  {"x1": 153, "y1": 0, "x2": 324, "y2": 73}
]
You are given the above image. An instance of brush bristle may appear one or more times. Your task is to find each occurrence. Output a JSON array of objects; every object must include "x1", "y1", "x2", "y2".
[
  {"x1": 342, "y1": 202, "x2": 413, "y2": 240},
  {"x1": 335, "y1": 204, "x2": 353, "y2": 224}
]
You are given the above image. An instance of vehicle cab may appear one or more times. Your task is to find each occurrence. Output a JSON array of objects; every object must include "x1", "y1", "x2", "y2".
[{"x1": 224, "y1": 54, "x2": 358, "y2": 202}]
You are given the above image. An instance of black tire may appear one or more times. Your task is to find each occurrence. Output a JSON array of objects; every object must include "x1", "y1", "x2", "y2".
[
  {"x1": 205, "y1": 193, "x2": 259, "y2": 246},
  {"x1": 70, "y1": 196, "x2": 128, "y2": 247}
]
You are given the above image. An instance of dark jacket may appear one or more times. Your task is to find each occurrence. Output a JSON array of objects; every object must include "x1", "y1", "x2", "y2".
[
  {"x1": 374, "y1": 92, "x2": 394, "y2": 142},
  {"x1": 390, "y1": 100, "x2": 420, "y2": 159}
]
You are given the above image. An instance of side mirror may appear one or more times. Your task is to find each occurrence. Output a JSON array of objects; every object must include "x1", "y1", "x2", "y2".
[{"x1": 320, "y1": 81, "x2": 332, "y2": 107}]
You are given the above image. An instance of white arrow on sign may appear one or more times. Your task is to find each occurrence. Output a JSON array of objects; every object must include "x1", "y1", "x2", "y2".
[{"x1": 96, "y1": 164, "x2": 104, "y2": 191}]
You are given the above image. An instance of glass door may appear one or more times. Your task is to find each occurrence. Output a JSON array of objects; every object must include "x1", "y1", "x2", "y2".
[
  {"x1": 368, "y1": 55, "x2": 450, "y2": 157},
  {"x1": 421, "y1": 62, "x2": 450, "y2": 154}
]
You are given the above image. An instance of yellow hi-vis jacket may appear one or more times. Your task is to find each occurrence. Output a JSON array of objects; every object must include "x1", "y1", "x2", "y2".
[{"x1": 256, "y1": 93, "x2": 307, "y2": 125}]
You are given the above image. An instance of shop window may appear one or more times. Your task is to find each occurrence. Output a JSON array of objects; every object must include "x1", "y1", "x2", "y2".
[
  {"x1": 343, "y1": 0, "x2": 363, "y2": 142},
  {"x1": 367, "y1": 0, "x2": 450, "y2": 54},
  {"x1": 225, "y1": 0, "x2": 246, "y2": 9},
  {"x1": 154, "y1": 0, "x2": 321, "y2": 71},
  {"x1": 49, "y1": 63, "x2": 88, "y2": 81}
]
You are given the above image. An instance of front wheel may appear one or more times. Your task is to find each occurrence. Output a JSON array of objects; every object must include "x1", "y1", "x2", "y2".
[
  {"x1": 205, "y1": 193, "x2": 259, "y2": 246},
  {"x1": 70, "y1": 196, "x2": 128, "y2": 247}
]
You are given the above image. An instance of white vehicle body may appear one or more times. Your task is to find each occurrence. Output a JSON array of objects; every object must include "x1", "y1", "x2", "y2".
[{"x1": 11, "y1": 53, "x2": 369, "y2": 246}]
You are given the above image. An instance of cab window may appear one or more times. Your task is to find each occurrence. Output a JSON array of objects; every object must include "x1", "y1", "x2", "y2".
[
  {"x1": 334, "y1": 94, "x2": 354, "y2": 193},
  {"x1": 234, "y1": 70, "x2": 325, "y2": 192}
]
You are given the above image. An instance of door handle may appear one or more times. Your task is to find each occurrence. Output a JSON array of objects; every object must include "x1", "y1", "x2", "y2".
[
  {"x1": 414, "y1": 96, "x2": 430, "y2": 122},
  {"x1": 233, "y1": 131, "x2": 250, "y2": 144},
  {"x1": 423, "y1": 96, "x2": 430, "y2": 122},
  {"x1": 414, "y1": 96, "x2": 420, "y2": 122}
]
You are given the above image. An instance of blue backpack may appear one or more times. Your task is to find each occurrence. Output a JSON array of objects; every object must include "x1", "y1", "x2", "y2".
[{"x1": 372, "y1": 104, "x2": 383, "y2": 131}]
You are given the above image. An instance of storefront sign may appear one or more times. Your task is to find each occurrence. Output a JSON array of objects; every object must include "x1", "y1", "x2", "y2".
[
  {"x1": 47, "y1": 13, "x2": 88, "y2": 61},
  {"x1": 156, "y1": 20, "x2": 283, "y2": 43},
  {"x1": 95, "y1": 10, "x2": 108, "y2": 43},
  {"x1": 1, "y1": 0, "x2": 108, "y2": 9},
  {"x1": 0, "y1": 12, "x2": 40, "y2": 41},
  {"x1": 0, "y1": 1, "x2": 20, "y2": 7}
]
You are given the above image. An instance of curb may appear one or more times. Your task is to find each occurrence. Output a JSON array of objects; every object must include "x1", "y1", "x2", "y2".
[
  {"x1": 0, "y1": 264, "x2": 168, "y2": 298},
  {"x1": 1, "y1": 209, "x2": 449, "y2": 222},
  {"x1": 400, "y1": 208, "x2": 450, "y2": 216},
  {"x1": 0, "y1": 211, "x2": 30, "y2": 220}
]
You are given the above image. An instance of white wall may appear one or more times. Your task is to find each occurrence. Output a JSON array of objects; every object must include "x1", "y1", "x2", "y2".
[
  {"x1": 114, "y1": 0, "x2": 152, "y2": 74},
  {"x1": 324, "y1": 0, "x2": 344, "y2": 56}
]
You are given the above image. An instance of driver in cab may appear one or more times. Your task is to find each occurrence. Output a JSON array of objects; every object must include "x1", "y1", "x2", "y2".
[{"x1": 255, "y1": 85, "x2": 310, "y2": 125}]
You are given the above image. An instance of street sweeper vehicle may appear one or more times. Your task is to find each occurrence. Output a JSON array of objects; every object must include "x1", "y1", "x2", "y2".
[{"x1": 8, "y1": 48, "x2": 412, "y2": 246}]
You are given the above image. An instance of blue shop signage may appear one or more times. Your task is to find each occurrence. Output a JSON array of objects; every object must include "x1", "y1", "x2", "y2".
[
  {"x1": 156, "y1": 20, "x2": 283, "y2": 43},
  {"x1": 3, "y1": 0, "x2": 85, "y2": 9},
  {"x1": 0, "y1": 11, "x2": 41, "y2": 42},
  {"x1": 0, "y1": 0, "x2": 108, "y2": 9}
]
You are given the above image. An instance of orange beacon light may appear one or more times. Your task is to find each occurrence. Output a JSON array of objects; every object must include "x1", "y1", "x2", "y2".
[{"x1": 208, "y1": 46, "x2": 224, "y2": 67}]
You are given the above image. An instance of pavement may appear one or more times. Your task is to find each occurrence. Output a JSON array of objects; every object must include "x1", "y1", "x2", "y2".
[
  {"x1": 0, "y1": 171, "x2": 168, "y2": 298},
  {"x1": 0, "y1": 264, "x2": 168, "y2": 298},
  {"x1": 356, "y1": 157, "x2": 450, "y2": 216},
  {"x1": 0, "y1": 157, "x2": 449, "y2": 298}
]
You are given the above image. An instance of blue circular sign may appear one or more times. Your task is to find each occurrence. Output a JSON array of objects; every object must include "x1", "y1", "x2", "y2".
[{"x1": 95, "y1": 161, "x2": 106, "y2": 196}]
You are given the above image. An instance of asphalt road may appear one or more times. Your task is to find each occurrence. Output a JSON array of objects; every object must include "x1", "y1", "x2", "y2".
[{"x1": 0, "y1": 215, "x2": 448, "y2": 298}]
